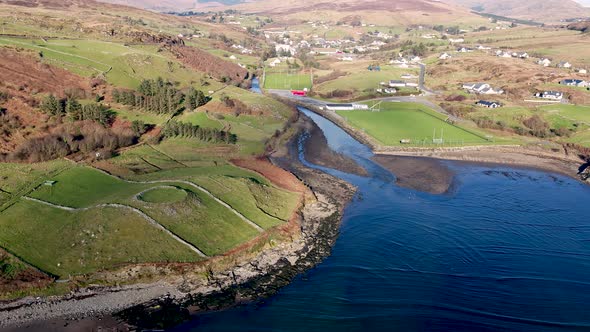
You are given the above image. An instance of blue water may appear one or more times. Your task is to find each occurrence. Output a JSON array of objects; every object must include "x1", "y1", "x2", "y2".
[
  {"x1": 250, "y1": 77, "x2": 262, "y2": 94},
  {"x1": 173, "y1": 108, "x2": 590, "y2": 331}
]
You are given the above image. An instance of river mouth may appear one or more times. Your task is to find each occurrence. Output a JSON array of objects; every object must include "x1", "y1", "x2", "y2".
[{"x1": 177, "y1": 107, "x2": 590, "y2": 332}]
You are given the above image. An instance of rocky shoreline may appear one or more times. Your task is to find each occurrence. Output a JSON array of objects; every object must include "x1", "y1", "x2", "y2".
[{"x1": 0, "y1": 111, "x2": 357, "y2": 331}]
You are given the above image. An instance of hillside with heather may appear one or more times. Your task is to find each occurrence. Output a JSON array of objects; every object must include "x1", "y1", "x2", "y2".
[{"x1": 446, "y1": 0, "x2": 590, "y2": 22}]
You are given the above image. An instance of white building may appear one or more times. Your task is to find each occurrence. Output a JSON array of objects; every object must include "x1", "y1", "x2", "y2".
[
  {"x1": 462, "y1": 83, "x2": 504, "y2": 95},
  {"x1": 538, "y1": 58, "x2": 552, "y2": 67},
  {"x1": 535, "y1": 91, "x2": 564, "y2": 100},
  {"x1": 439, "y1": 52, "x2": 452, "y2": 60}
]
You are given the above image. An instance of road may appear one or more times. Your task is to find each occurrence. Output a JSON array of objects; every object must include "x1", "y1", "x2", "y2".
[{"x1": 268, "y1": 89, "x2": 457, "y2": 121}]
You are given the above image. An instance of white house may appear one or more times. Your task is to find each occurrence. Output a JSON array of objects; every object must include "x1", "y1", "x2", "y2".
[
  {"x1": 560, "y1": 79, "x2": 588, "y2": 87},
  {"x1": 269, "y1": 59, "x2": 281, "y2": 67},
  {"x1": 512, "y1": 52, "x2": 529, "y2": 59},
  {"x1": 577, "y1": 68, "x2": 588, "y2": 75},
  {"x1": 558, "y1": 61, "x2": 572, "y2": 69},
  {"x1": 389, "y1": 80, "x2": 407, "y2": 88},
  {"x1": 535, "y1": 91, "x2": 564, "y2": 100},
  {"x1": 449, "y1": 38, "x2": 465, "y2": 43},
  {"x1": 439, "y1": 52, "x2": 452, "y2": 60},
  {"x1": 538, "y1": 58, "x2": 552, "y2": 67},
  {"x1": 463, "y1": 83, "x2": 504, "y2": 95},
  {"x1": 476, "y1": 100, "x2": 502, "y2": 108},
  {"x1": 457, "y1": 47, "x2": 473, "y2": 53},
  {"x1": 477, "y1": 45, "x2": 491, "y2": 50},
  {"x1": 275, "y1": 44, "x2": 296, "y2": 56}
]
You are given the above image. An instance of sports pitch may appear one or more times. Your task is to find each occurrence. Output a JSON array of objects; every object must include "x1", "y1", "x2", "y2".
[{"x1": 337, "y1": 102, "x2": 489, "y2": 146}]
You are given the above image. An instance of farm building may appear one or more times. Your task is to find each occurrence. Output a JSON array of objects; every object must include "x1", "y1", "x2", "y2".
[
  {"x1": 560, "y1": 79, "x2": 588, "y2": 87},
  {"x1": 476, "y1": 100, "x2": 502, "y2": 108},
  {"x1": 535, "y1": 91, "x2": 564, "y2": 100}
]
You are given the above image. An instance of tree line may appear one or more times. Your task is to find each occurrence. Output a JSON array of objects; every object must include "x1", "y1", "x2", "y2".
[
  {"x1": 40, "y1": 95, "x2": 114, "y2": 125},
  {"x1": 162, "y1": 120, "x2": 237, "y2": 144},
  {"x1": 113, "y1": 78, "x2": 208, "y2": 114}
]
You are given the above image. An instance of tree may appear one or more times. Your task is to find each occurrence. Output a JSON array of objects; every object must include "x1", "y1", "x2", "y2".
[
  {"x1": 65, "y1": 98, "x2": 82, "y2": 121},
  {"x1": 40, "y1": 94, "x2": 64, "y2": 116}
]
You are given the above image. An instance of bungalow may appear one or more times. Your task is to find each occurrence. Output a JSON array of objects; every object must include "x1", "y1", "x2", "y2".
[
  {"x1": 560, "y1": 79, "x2": 588, "y2": 87},
  {"x1": 538, "y1": 58, "x2": 552, "y2": 67},
  {"x1": 535, "y1": 91, "x2": 564, "y2": 100},
  {"x1": 513, "y1": 52, "x2": 529, "y2": 59},
  {"x1": 389, "y1": 80, "x2": 407, "y2": 88},
  {"x1": 497, "y1": 51, "x2": 512, "y2": 58},
  {"x1": 439, "y1": 52, "x2": 452, "y2": 60},
  {"x1": 558, "y1": 61, "x2": 572, "y2": 69},
  {"x1": 462, "y1": 83, "x2": 504, "y2": 95},
  {"x1": 457, "y1": 47, "x2": 473, "y2": 53},
  {"x1": 577, "y1": 69, "x2": 588, "y2": 75},
  {"x1": 476, "y1": 100, "x2": 502, "y2": 108},
  {"x1": 449, "y1": 38, "x2": 465, "y2": 43}
]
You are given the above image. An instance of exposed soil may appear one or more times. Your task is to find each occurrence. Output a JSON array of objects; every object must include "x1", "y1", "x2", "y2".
[
  {"x1": 0, "y1": 250, "x2": 54, "y2": 299},
  {"x1": 378, "y1": 145, "x2": 585, "y2": 182},
  {"x1": 373, "y1": 155, "x2": 455, "y2": 194},
  {"x1": 231, "y1": 157, "x2": 309, "y2": 194},
  {"x1": 0, "y1": 48, "x2": 90, "y2": 99},
  {"x1": 301, "y1": 114, "x2": 368, "y2": 177},
  {"x1": 169, "y1": 45, "x2": 248, "y2": 85}
]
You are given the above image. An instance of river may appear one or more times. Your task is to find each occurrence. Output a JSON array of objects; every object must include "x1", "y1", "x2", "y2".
[{"x1": 171, "y1": 108, "x2": 590, "y2": 331}]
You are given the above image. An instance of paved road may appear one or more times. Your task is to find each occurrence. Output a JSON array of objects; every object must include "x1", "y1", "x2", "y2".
[{"x1": 268, "y1": 89, "x2": 457, "y2": 121}]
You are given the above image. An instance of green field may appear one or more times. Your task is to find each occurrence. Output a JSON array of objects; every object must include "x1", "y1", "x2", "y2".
[
  {"x1": 0, "y1": 200, "x2": 202, "y2": 277},
  {"x1": 139, "y1": 187, "x2": 188, "y2": 203},
  {"x1": 337, "y1": 102, "x2": 489, "y2": 146},
  {"x1": 263, "y1": 71, "x2": 312, "y2": 90}
]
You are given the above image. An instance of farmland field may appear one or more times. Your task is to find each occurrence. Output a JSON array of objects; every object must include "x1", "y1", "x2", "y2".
[
  {"x1": 264, "y1": 71, "x2": 312, "y2": 90},
  {"x1": 0, "y1": 200, "x2": 202, "y2": 277},
  {"x1": 337, "y1": 102, "x2": 489, "y2": 146}
]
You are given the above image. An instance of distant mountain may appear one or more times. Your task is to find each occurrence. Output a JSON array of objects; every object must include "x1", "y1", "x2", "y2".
[
  {"x1": 95, "y1": 0, "x2": 196, "y2": 11},
  {"x1": 445, "y1": 0, "x2": 590, "y2": 22},
  {"x1": 96, "y1": 0, "x2": 478, "y2": 25}
]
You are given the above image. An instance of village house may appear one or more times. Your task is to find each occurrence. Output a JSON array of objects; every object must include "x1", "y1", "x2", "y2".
[
  {"x1": 448, "y1": 38, "x2": 465, "y2": 43},
  {"x1": 477, "y1": 45, "x2": 491, "y2": 50},
  {"x1": 388, "y1": 80, "x2": 407, "y2": 88},
  {"x1": 557, "y1": 61, "x2": 572, "y2": 69},
  {"x1": 457, "y1": 47, "x2": 473, "y2": 53},
  {"x1": 512, "y1": 52, "x2": 529, "y2": 59},
  {"x1": 535, "y1": 91, "x2": 564, "y2": 100},
  {"x1": 439, "y1": 52, "x2": 452, "y2": 60},
  {"x1": 376, "y1": 88, "x2": 397, "y2": 94},
  {"x1": 538, "y1": 58, "x2": 552, "y2": 67},
  {"x1": 496, "y1": 50, "x2": 512, "y2": 58},
  {"x1": 476, "y1": 100, "x2": 502, "y2": 108},
  {"x1": 577, "y1": 69, "x2": 588, "y2": 75},
  {"x1": 560, "y1": 79, "x2": 588, "y2": 87},
  {"x1": 462, "y1": 83, "x2": 504, "y2": 95}
]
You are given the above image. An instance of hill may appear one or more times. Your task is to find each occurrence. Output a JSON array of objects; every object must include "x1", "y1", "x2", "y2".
[
  {"x1": 96, "y1": 0, "x2": 481, "y2": 25},
  {"x1": 445, "y1": 0, "x2": 590, "y2": 23}
]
